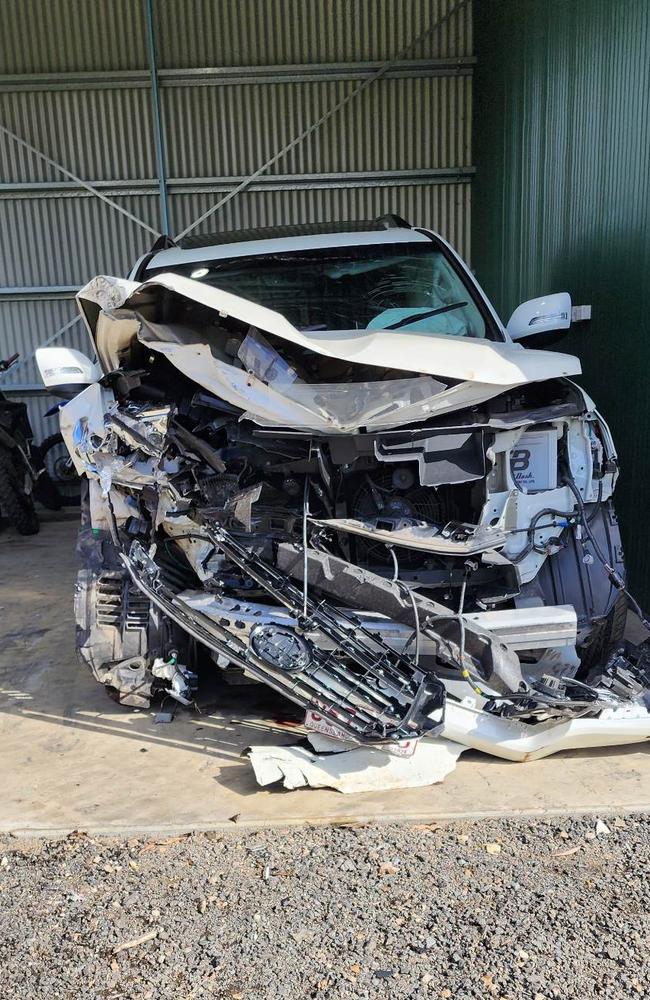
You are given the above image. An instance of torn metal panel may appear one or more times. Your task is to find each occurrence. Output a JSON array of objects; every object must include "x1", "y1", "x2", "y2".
[
  {"x1": 59, "y1": 382, "x2": 111, "y2": 475},
  {"x1": 138, "y1": 331, "x2": 518, "y2": 433},
  {"x1": 106, "y1": 404, "x2": 171, "y2": 458},
  {"x1": 77, "y1": 274, "x2": 582, "y2": 433},
  {"x1": 78, "y1": 271, "x2": 582, "y2": 387},
  {"x1": 311, "y1": 515, "x2": 509, "y2": 556},
  {"x1": 243, "y1": 375, "x2": 453, "y2": 432}
]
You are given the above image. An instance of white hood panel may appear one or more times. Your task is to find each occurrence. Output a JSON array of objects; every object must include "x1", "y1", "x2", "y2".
[
  {"x1": 77, "y1": 273, "x2": 582, "y2": 431},
  {"x1": 78, "y1": 272, "x2": 581, "y2": 387}
]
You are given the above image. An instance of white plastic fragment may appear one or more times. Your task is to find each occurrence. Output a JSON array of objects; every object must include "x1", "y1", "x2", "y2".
[
  {"x1": 245, "y1": 738, "x2": 466, "y2": 794},
  {"x1": 113, "y1": 927, "x2": 159, "y2": 954}
]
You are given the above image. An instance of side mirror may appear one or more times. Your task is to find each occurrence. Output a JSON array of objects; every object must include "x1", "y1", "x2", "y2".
[
  {"x1": 506, "y1": 293, "x2": 572, "y2": 342},
  {"x1": 36, "y1": 347, "x2": 101, "y2": 398}
]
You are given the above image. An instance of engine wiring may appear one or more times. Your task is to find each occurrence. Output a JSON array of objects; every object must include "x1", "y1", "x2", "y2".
[
  {"x1": 455, "y1": 571, "x2": 483, "y2": 696},
  {"x1": 386, "y1": 543, "x2": 488, "y2": 696},
  {"x1": 386, "y1": 544, "x2": 421, "y2": 667},
  {"x1": 509, "y1": 504, "x2": 578, "y2": 563}
]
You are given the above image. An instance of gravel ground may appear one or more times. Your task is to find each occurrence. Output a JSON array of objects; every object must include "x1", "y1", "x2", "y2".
[{"x1": 0, "y1": 815, "x2": 648, "y2": 1000}]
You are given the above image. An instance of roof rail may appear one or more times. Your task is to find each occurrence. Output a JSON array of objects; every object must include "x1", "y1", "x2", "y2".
[
  {"x1": 149, "y1": 233, "x2": 178, "y2": 251},
  {"x1": 376, "y1": 213, "x2": 412, "y2": 229}
]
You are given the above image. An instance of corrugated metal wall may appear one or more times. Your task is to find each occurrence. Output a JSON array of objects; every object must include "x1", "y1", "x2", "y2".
[
  {"x1": 473, "y1": 0, "x2": 650, "y2": 600},
  {"x1": 0, "y1": 0, "x2": 475, "y2": 443}
]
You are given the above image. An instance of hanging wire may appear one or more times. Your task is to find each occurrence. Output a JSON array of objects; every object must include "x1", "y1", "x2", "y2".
[
  {"x1": 302, "y1": 475, "x2": 310, "y2": 618},
  {"x1": 0, "y1": 123, "x2": 161, "y2": 237},
  {"x1": 388, "y1": 543, "x2": 486, "y2": 696},
  {"x1": 386, "y1": 545, "x2": 420, "y2": 667}
]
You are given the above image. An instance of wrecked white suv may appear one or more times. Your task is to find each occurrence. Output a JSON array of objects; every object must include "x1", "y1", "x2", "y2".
[{"x1": 37, "y1": 216, "x2": 650, "y2": 760}]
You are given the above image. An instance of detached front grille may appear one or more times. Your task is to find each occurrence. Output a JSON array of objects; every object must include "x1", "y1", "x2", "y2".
[{"x1": 123, "y1": 536, "x2": 446, "y2": 745}]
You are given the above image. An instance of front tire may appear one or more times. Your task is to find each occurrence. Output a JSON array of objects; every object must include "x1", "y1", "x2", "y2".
[{"x1": 0, "y1": 447, "x2": 40, "y2": 535}]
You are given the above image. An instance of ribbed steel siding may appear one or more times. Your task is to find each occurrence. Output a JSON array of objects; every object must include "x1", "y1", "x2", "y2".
[
  {"x1": 0, "y1": 0, "x2": 148, "y2": 73},
  {"x1": 473, "y1": 0, "x2": 650, "y2": 599},
  {"x1": 0, "y1": 195, "x2": 160, "y2": 287},
  {"x1": 0, "y1": 88, "x2": 157, "y2": 184},
  {"x1": 163, "y1": 74, "x2": 472, "y2": 178},
  {"x1": 0, "y1": 73, "x2": 471, "y2": 181},
  {"x1": 0, "y1": 0, "x2": 471, "y2": 74},
  {"x1": 0, "y1": 298, "x2": 89, "y2": 388},
  {"x1": 155, "y1": 0, "x2": 472, "y2": 67}
]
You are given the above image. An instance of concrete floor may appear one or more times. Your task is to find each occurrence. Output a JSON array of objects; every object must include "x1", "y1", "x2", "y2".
[{"x1": 1, "y1": 516, "x2": 650, "y2": 836}]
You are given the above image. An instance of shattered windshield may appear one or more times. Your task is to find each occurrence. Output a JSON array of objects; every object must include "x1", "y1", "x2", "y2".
[{"x1": 147, "y1": 242, "x2": 495, "y2": 339}]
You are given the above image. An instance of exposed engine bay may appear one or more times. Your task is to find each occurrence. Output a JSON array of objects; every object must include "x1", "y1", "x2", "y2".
[{"x1": 52, "y1": 268, "x2": 650, "y2": 762}]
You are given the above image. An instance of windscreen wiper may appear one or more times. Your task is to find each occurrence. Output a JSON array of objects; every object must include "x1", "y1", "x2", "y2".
[{"x1": 386, "y1": 301, "x2": 468, "y2": 330}]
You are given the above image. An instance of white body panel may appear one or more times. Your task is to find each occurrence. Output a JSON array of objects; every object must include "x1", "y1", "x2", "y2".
[
  {"x1": 36, "y1": 346, "x2": 101, "y2": 389},
  {"x1": 144, "y1": 227, "x2": 433, "y2": 270}
]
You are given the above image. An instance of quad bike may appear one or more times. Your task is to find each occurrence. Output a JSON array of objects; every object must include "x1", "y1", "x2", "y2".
[{"x1": 0, "y1": 353, "x2": 64, "y2": 534}]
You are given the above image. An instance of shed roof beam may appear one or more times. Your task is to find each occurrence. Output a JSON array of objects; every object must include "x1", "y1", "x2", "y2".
[
  {"x1": 0, "y1": 288, "x2": 78, "y2": 300},
  {"x1": 0, "y1": 168, "x2": 474, "y2": 199},
  {"x1": 0, "y1": 58, "x2": 475, "y2": 93}
]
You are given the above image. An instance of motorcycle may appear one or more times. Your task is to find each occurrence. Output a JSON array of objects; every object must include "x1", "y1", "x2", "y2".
[{"x1": 0, "y1": 353, "x2": 64, "y2": 534}]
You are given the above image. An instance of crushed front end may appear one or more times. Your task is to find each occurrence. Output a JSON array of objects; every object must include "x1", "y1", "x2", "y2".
[{"x1": 60, "y1": 271, "x2": 650, "y2": 758}]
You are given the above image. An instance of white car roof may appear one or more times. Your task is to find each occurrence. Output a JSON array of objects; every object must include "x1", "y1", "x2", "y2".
[{"x1": 145, "y1": 227, "x2": 433, "y2": 272}]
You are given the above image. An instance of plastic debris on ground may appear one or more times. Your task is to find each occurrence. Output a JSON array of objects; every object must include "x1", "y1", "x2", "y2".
[{"x1": 245, "y1": 736, "x2": 466, "y2": 794}]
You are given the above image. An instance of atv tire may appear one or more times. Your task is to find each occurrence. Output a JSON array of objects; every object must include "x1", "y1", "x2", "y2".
[
  {"x1": 0, "y1": 446, "x2": 40, "y2": 535},
  {"x1": 36, "y1": 432, "x2": 78, "y2": 507},
  {"x1": 31, "y1": 433, "x2": 64, "y2": 510}
]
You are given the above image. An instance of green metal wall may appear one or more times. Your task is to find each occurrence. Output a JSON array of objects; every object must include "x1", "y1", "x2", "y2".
[{"x1": 473, "y1": 0, "x2": 650, "y2": 601}]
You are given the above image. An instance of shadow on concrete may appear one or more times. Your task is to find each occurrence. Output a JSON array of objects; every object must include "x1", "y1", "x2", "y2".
[{"x1": 0, "y1": 518, "x2": 304, "y2": 771}]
